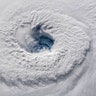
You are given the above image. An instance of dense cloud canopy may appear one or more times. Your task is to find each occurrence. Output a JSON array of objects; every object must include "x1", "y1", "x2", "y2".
[{"x1": 0, "y1": 0, "x2": 95, "y2": 96}]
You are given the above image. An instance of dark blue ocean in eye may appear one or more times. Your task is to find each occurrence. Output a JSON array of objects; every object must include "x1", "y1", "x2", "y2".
[{"x1": 33, "y1": 35, "x2": 54, "y2": 52}]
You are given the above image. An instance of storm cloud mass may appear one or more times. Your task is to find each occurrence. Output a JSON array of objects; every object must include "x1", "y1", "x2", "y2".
[{"x1": 0, "y1": 0, "x2": 95, "y2": 96}]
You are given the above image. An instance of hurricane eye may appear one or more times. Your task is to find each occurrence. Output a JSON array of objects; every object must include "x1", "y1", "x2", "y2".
[{"x1": 29, "y1": 24, "x2": 54, "y2": 53}]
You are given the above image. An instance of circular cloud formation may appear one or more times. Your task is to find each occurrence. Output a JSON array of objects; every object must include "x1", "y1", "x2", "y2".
[{"x1": 0, "y1": 10, "x2": 90, "y2": 86}]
